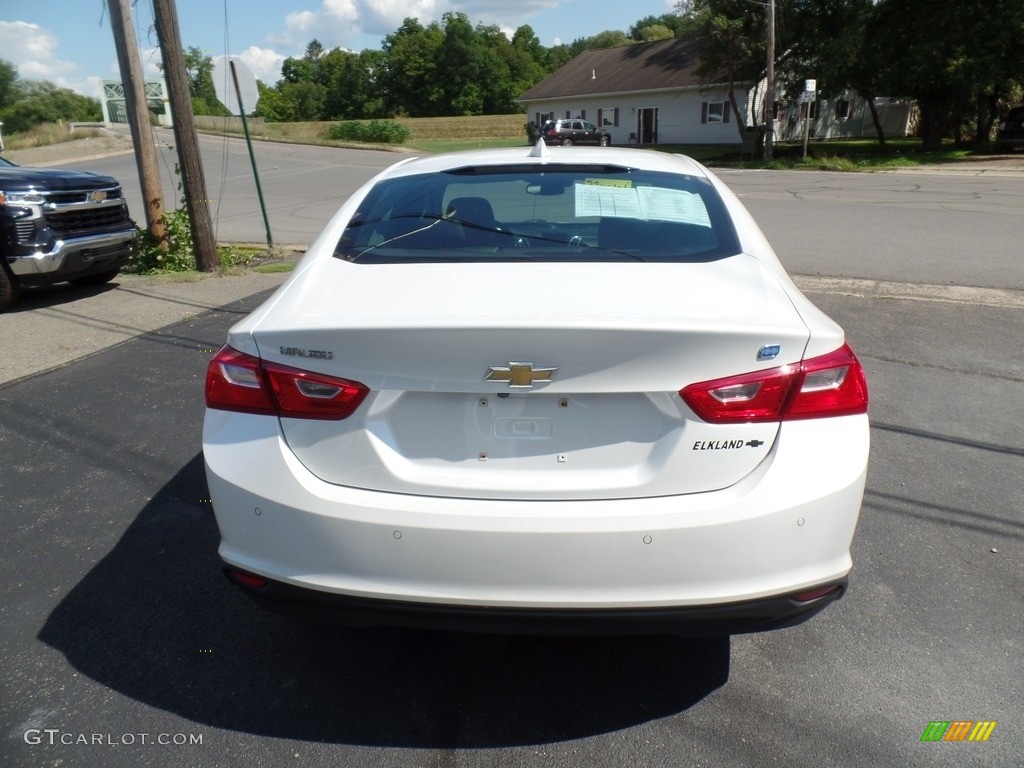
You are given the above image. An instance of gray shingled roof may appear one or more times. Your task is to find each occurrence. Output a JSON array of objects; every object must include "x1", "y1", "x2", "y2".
[{"x1": 519, "y1": 38, "x2": 726, "y2": 101}]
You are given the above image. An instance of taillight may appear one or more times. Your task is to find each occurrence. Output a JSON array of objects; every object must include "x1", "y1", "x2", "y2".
[
  {"x1": 205, "y1": 345, "x2": 369, "y2": 420},
  {"x1": 680, "y1": 344, "x2": 868, "y2": 423},
  {"x1": 784, "y1": 345, "x2": 868, "y2": 420},
  {"x1": 205, "y1": 346, "x2": 276, "y2": 415}
]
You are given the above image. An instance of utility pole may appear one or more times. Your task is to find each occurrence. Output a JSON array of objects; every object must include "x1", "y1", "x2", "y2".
[
  {"x1": 152, "y1": 0, "x2": 218, "y2": 272},
  {"x1": 765, "y1": 0, "x2": 775, "y2": 161},
  {"x1": 108, "y1": 0, "x2": 166, "y2": 248}
]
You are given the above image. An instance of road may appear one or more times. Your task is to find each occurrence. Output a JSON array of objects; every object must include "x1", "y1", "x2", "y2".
[
  {"x1": 0, "y1": 137, "x2": 1021, "y2": 766},
  {"x1": 77, "y1": 128, "x2": 402, "y2": 247},
  {"x1": 62, "y1": 129, "x2": 1024, "y2": 290}
]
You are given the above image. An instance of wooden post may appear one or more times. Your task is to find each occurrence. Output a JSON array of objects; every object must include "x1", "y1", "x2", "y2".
[
  {"x1": 152, "y1": 0, "x2": 219, "y2": 272},
  {"x1": 108, "y1": 0, "x2": 166, "y2": 248}
]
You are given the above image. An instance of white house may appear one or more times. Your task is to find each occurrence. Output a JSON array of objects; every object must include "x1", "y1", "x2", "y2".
[
  {"x1": 772, "y1": 94, "x2": 916, "y2": 142},
  {"x1": 518, "y1": 38, "x2": 745, "y2": 146},
  {"x1": 519, "y1": 38, "x2": 914, "y2": 147}
]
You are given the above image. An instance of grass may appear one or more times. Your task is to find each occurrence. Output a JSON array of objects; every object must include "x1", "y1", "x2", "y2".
[
  {"x1": 206, "y1": 114, "x2": 531, "y2": 153},
  {"x1": 3, "y1": 122, "x2": 106, "y2": 150},
  {"x1": 253, "y1": 262, "x2": 296, "y2": 274},
  {"x1": 189, "y1": 114, "x2": 1016, "y2": 171},
  {"x1": 706, "y1": 138, "x2": 990, "y2": 171}
]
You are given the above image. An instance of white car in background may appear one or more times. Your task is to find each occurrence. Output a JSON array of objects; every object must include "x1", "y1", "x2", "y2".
[{"x1": 203, "y1": 141, "x2": 869, "y2": 635}]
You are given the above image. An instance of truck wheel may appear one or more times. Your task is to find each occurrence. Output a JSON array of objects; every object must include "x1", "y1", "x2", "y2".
[
  {"x1": 70, "y1": 269, "x2": 120, "y2": 287},
  {"x1": 0, "y1": 260, "x2": 20, "y2": 312}
]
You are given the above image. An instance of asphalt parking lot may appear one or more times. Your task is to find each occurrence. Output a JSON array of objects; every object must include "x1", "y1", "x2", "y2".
[{"x1": 2, "y1": 284, "x2": 1020, "y2": 768}]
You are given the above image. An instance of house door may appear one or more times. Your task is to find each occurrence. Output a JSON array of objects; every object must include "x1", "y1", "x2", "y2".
[{"x1": 638, "y1": 107, "x2": 658, "y2": 144}]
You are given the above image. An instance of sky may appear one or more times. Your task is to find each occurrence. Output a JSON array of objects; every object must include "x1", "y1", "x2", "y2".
[{"x1": 1, "y1": 0, "x2": 677, "y2": 100}]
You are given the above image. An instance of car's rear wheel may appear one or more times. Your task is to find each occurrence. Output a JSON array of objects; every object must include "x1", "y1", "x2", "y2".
[
  {"x1": 70, "y1": 269, "x2": 120, "y2": 287},
  {"x1": 562, "y1": 138, "x2": 573, "y2": 146},
  {"x1": 599, "y1": 136, "x2": 610, "y2": 146}
]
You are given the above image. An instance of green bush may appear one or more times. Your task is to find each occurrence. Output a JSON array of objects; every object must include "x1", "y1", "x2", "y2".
[
  {"x1": 525, "y1": 121, "x2": 539, "y2": 144},
  {"x1": 327, "y1": 119, "x2": 410, "y2": 144},
  {"x1": 127, "y1": 208, "x2": 195, "y2": 273}
]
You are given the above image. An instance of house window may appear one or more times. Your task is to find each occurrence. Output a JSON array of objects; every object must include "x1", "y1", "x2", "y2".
[
  {"x1": 836, "y1": 99, "x2": 853, "y2": 119},
  {"x1": 799, "y1": 100, "x2": 820, "y2": 120},
  {"x1": 599, "y1": 107, "x2": 618, "y2": 127},
  {"x1": 701, "y1": 101, "x2": 731, "y2": 124},
  {"x1": 763, "y1": 101, "x2": 784, "y2": 122}
]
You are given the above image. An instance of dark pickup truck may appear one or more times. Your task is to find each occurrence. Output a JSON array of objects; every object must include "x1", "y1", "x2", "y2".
[{"x1": 0, "y1": 155, "x2": 137, "y2": 311}]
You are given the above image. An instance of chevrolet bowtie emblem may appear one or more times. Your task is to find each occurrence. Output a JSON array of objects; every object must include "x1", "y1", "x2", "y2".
[
  {"x1": 485, "y1": 361, "x2": 557, "y2": 389},
  {"x1": 88, "y1": 191, "x2": 106, "y2": 204}
]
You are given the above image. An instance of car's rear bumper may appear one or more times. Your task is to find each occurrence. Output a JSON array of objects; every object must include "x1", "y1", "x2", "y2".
[
  {"x1": 204, "y1": 410, "x2": 868, "y2": 633},
  {"x1": 224, "y1": 566, "x2": 848, "y2": 636}
]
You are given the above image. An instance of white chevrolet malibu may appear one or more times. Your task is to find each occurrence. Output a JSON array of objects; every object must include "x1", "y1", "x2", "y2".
[{"x1": 203, "y1": 141, "x2": 869, "y2": 635}]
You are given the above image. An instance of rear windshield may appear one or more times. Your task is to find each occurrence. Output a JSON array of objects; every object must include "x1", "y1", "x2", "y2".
[{"x1": 334, "y1": 164, "x2": 741, "y2": 263}]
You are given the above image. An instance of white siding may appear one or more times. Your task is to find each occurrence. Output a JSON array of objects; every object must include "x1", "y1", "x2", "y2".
[{"x1": 526, "y1": 88, "x2": 748, "y2": 146}]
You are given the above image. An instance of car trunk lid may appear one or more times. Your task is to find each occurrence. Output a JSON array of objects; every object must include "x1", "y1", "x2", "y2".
[{"x1": 248, "y1": 257, "x2": 810, "y2": 500}]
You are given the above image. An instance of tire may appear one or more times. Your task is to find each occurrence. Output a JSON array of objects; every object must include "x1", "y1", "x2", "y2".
[
  {"x1": 0, "y1": 259, "x2": 20, "y2": 313},
  {"x1": 599, "y1": 135, "x2": 610, "y2": 147},
  {"x1": 562, "y1": 138, "x2": 573, "y2": 146},
  {"x1": 69, "y1": 268, "x2": 120, "y2": 287}
]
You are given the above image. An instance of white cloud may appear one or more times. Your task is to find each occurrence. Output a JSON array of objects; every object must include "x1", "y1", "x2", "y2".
[
  {"x1": 0, "y1": 20, "x2": 85, "y2": 87},
  {"x1": 239, "y1": 46, "x2": 287, "y2": 85},
  {"x1": 139, "y1": 48, "x2": 165, "y2": 81},
  {"x1": 276, "y1": 0, "x2": 363, "y2": 47},
  {"x1": 451, "y1": 0, "x2": 563, "y2": 34},
  {"x1": 358, "y1": 0, "x2": 445, "y2": 36},
  {"x1": 262, "y1": 0, "x2": 570, "y2": 55}
]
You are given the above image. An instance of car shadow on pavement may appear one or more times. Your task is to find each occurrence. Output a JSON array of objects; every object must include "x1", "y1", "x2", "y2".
[
  {"x1": 7, "y1": 280, "x2": 120, "y2": 312},
  {"x1": 39, "y1": 453, "x2": 730, "y2": 748}
]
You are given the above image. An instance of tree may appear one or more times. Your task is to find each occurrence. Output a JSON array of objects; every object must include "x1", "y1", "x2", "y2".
[
  {"x1": 677, "y1": 0, "x2": 768, "y2": 139},
  {"x1": 253, "y1": 79, "x2": 291, "y2": 121},
  {"x1": 0, "y1": 59, "x2": 17, "y2": 111},
  {"x1": 506, "y1": 26, "x2": 549, "y2": 107},
  {"x1": 182, "y1": 47, "x2": 226, "y2": 115},
  {"x1": 355, "y1": 50, "x2": 387, "y2": 118},
  {"x1": 0, "y1": 80, "x2": 101, "y2": 133},
  {"x1": 629, "y1": 14, "x2": 696, "y2": 40},
  {"x1": 319, "y1": 48, "x2": 355, "y2": 119},
  {"x1": 785, "y1": 0, "x2": 889, "y2": 144},
  {"x1": 634, "y1": 24, "x2": 675, "y2": 42},
  {"x1": 868, "y1": 0, "x2": 1024, "y2": 149},
  {"x1": 475, "y1": 24, "x2": 518, "y2": 115},
  {"x1": 439, "y1": 13, "x2": 484, "y2": 115},
  {"x1": 586, "y1": 30, "x2": 633, "y2": 49},
  {"x1": 380, "y1": 18, "x2": 445, "y2": 116}
]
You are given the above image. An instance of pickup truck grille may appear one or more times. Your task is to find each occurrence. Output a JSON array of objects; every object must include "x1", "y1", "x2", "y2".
[
  {"x1": 46, "y1": 188, "x2": 124, "y2": 206},
  {"x1": 47, "y1": 205, "x2": 132, "y2": 236}
]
